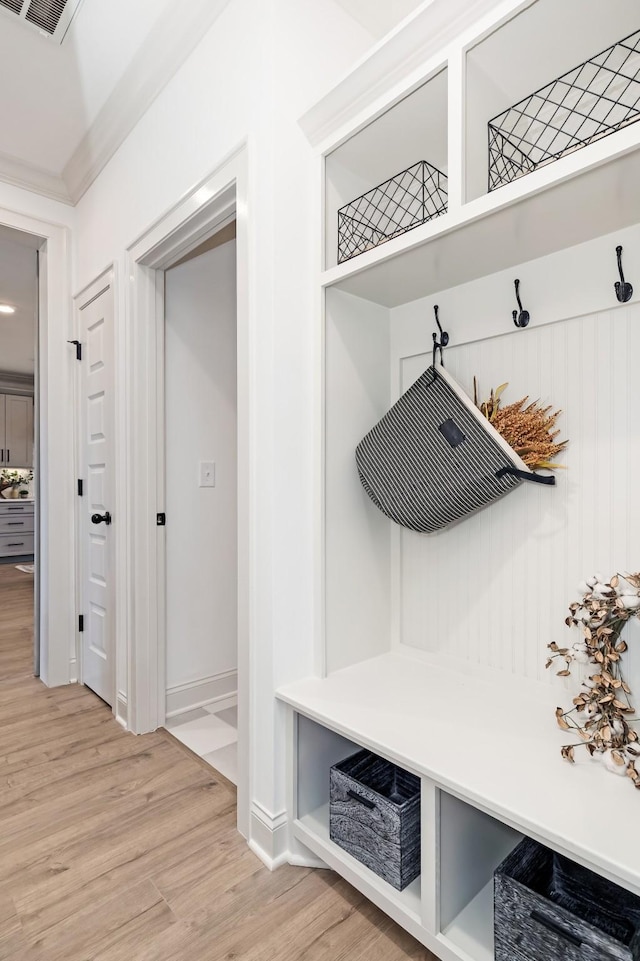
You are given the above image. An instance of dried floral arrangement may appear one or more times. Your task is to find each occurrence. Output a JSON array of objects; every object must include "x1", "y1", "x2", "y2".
[
  {"x1": 473, "y1": 380, "x2": 568, "y2": 471},
  {"x1": 546, "y1": 573, "x2": 640, "y2": 788}
]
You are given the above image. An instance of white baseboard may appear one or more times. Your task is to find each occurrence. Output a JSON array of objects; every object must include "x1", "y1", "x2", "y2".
[
  {"x1": 249, "y1": 802, "x2": 290, "y2": 871},
  {"x1": 116, "y1": 691, "x2": 128, "y2": 729},
  {"x1": 248, "y1": 804, "x2": 329, "y2": 871},
  {"x1": 69, "y1": 658, "x2": 77, "y2": 684},
  {"x1": 165, "y1": 669, "x2": 237, "y2": 718}
]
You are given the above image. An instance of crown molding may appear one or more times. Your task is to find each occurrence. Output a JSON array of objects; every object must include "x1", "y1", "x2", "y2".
[
  {"x1": 63, "y1": 0, "x2": 232, "y2": 204},
  {"x1": 298, "y1": 0, "x2": 519, "y2": 151},
  {"x1": 0, "y1": 370, "x2": 35, "y2": 393},
  {"x1": 0, "y1": 150, "x2": 71, "y2": 205}
]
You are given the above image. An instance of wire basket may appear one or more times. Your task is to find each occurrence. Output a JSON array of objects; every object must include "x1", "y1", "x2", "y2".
[
  {"x1": 488, "y1": 28, "x2": 640, "y2": 191},
  {"x1": 337, "y1": 160, "x2": 448, "y2": 263}
]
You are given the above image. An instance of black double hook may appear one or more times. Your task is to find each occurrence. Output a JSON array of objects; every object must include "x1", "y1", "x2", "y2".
[
  {"x1": 614, "y1": 245, "x2": 633, "y2": 303},
  {"x1": 432, "y1": 305, "x2": 449, "y2": 366},
  {"x1": 512, "y1": 279, "x2": 530, "y2": 329}
]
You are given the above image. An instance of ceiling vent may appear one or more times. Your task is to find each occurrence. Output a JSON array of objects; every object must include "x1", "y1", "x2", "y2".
[{"x1": 0, "y1": 0, "x2": 85, "y2": 42}]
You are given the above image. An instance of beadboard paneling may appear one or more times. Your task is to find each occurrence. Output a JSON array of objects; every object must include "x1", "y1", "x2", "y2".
[{"x1": 396, "y1": 305, "x2": 640, "y2": 688}]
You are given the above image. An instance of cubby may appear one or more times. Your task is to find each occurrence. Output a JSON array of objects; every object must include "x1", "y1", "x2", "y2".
[
  {"x1": 324, "y1": 67, "x2": 448, "y2": 270},
  {"x1": 279, "y1": 1, "x2": 640, "y2": 958},
  {"x1": 292, "y1": 714, "x2": 424, "y2": 929},
  {"x1": 439, "y1": 795, "x2": 522, "y2": 961},
  {"x1": 465, "y1": 0, "x2": 640, "y2": 201}
]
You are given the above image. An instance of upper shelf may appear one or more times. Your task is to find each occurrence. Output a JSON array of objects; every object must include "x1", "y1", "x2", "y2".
[
  {"x1": 277, "y1": 649, "x2": 640, "y2": 901},
  {"x1": 322, "y1": 130, "x2": 640, "y2": 307},
  {"x1": 465, "y1": 0, "x2": 640, "y2": 200},
  {"x1": 317, "y1": 0, "x2": 640, "y2": 304}
]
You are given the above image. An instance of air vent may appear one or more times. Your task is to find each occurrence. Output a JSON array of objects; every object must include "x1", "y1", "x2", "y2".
[
  {"x1": 25, "y1": 0, "x2": 66, "y2": 34},
  {"x1": 0, "y1": 0, "x2": 24, "y2": 14},
  {"x1": 0, "y1": 0, "x2": 84, "y2": 42}
]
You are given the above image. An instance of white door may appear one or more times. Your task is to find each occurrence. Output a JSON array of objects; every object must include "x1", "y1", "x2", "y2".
[
  {"x1": 5, "y1": 395, "x2": 34, "y2": 467},
  {"x1": 78, "y1": 281, "x2": 114, "y2": 705}
]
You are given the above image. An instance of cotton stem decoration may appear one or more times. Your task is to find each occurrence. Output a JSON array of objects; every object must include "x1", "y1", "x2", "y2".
[
  {"x1": 474, "y1": 380, "x2": 568, "y2": 472},
  {"x1": 547, "y1": 573, "x2": 640, "y2": 788}
]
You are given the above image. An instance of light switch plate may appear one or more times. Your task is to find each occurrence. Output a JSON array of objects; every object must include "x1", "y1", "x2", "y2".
[{"x1": 199, "y1": 461, "x2": 215, "y2": 488}]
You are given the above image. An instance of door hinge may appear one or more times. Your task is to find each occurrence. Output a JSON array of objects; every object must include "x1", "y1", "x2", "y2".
[
  {"x1": 156, "y1": 513, "x2": 166, "y2": 526},
  {"x1": 78, "y1": 614, "x2": 84, "y2": 633},
  {"x1": 67, "y1": 339, "x2": 82, "y2": 361},
  {"x1": 77, "y1": 479, "x2": 83, "y2": 496}
]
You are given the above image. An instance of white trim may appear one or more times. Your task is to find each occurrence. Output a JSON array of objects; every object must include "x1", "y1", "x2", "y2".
[
  {"x1": 125, "y1": 144, "x2": 251, "y2": 841},
  {"x1": 165, "y1": 670, "x2": 238, "y2": 718},
  {"x1": 286, "y1": 844, "x2": 330, "y2": 870},
  {"x1": 116, "y1": 691, "x2": 128, "y2": 729},
  {"x1": 69, "y1": 657, "x2": 77, "y2": 683},
  {"x1": 298, "y1": 0, "x2": 514, "y2": 150},
  {"x1": 0, "y1": 151, "x2": 71, "y2": 205},
  {"x1": 62, "y1": 0, "x2": 232, "y2": 203},
  {"x1": 249, "y1": 803, "x2": 290, "y2": 871},
  {"x1": 0, "y1": 208, "x2": 75, "y2": 689},
  {"x1": 0, "y1": 371, "x2": 34, "y2": 393}
]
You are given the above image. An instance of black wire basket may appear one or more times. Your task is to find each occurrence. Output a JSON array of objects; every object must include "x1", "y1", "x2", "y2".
[
  {"x1": 337, "y1": 160, "x2": 448, "y2": 263},
  {"x1": 488, "y1": 28, "x2": 640, "y2": 191}
]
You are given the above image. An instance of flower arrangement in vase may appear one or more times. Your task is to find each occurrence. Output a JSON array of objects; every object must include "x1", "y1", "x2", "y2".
[
  {"x1": 547, "y1": 573, "x2": 640, "y2": 788},
  {"x1": 0, "y1": 469, "x2": 33, "y2": 498}
]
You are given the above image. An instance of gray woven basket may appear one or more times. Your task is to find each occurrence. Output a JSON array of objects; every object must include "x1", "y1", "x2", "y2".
[
  {"x1": 495, "y1": 837, "x2": 640, "y2": 961},
  {"x1": 330, "y1": 749, "x2": 421, "y2": 892}
]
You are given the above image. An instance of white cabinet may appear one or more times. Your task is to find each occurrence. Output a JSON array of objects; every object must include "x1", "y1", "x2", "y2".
[
  {"x1": 0, "y1": 499, "x2": 34, "y2": 556},
  {"x1": 279, "y1": 1, "x2": 640, "y2": 958},
  {"x1": 0, "y1": 394, "x2": 34, "y2": 468},
  {"x1": 279, "y1": 657, "x2": 640, "y2": 960}
]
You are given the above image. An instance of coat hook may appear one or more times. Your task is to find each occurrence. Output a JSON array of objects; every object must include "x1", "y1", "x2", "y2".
[
  {"x1": 432, "y1": 305, "x2": 449, "y2": 366},
  {"x1": 614, "y1": 245, "x2": 633, "y2": 303},
  {"x1": 512, "y1": 279, "x2": 530, "y2": 328}
]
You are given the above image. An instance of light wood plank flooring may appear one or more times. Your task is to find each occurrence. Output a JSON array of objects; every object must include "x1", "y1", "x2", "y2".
[{"x1": 0, "y1": 564, "x2": 434, "y2": 960}]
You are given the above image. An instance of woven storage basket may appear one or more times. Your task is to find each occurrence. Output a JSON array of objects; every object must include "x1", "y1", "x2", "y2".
[
  {"x1": 330, "y1": 749, "x2": 421, "y2": 892},
  {"x1": 355, "y1": 363, "x2": 554, "y2": 534},
  {"x1": 495, "y1": 837, "x2": 640, "y2": 961}
]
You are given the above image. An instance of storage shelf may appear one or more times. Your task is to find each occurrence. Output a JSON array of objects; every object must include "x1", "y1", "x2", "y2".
[
  {"x1": 441, "y1": 881, "x2": 494, "y2": 961},
  {"x1": 295, "y1": 802, "x2": 423, "y2": 924},
  {"x1": 278, "y1": 651, "x2": 640, "y2": 900},
  {"x1": 322, "y1": 133, "x2": 640, "y2": 306}
]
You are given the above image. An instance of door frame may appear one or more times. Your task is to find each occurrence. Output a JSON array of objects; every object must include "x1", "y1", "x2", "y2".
[
  {"x1": 73, "y1": 267, "x2": 117, "y2": 709},
  {"x1": 125, "y1": 145, "x2": 250, "y2": 836},
  {"x1": 0, "y1": 207, "x2": 74, "y2": 688}
]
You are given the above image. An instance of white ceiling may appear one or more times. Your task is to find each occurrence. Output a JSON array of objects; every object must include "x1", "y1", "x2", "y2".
[
  {"x1": 0, "y1": 226, "x2": 39, "y2": 376},
  {"x1": 0, "y1": 0, "x2": 233, "y2": 202},
  {"x1": 0, "y1": 0, "x2": 420, "y2": 205},
  {"x1": 332, "y1": 0, "x2": 426, "y2": 39},
  {"x1": 0, "y1": 0, "x2": 175, "y2": 176}
]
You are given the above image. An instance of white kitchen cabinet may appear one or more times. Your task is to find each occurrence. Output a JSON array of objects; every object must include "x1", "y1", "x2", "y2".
[
  {"x1": 0, "y1": 394, "x2": 34, "y2": 468},
  {"x1": 0, "y1": 499, "x2": 34, "y2": 557}
]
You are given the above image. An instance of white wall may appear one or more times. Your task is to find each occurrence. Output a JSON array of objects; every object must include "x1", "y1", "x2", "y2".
[
  {"x1": 71, "y1": 0, "x2": 375, "y2": 854},
  {"x1": 389, "y1": 222, "x2": 640, "y2": 697},
  {"x1": 165, "y1": 239, "x2": 238, "y2": 710}
]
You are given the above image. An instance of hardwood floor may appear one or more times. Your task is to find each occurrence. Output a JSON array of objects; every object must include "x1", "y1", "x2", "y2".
[{"x1": 0, "y1": 564, "x2": 434, "y2": 960}]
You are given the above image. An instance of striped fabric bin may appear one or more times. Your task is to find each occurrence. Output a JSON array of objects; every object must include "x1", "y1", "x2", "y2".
[{"x1": 355, "y1": 363, "x2": 553, "y2": 534}]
